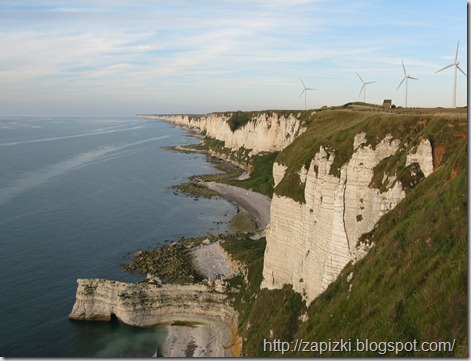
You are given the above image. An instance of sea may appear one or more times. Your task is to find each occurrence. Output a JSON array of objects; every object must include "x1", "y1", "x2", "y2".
[{"x1": 0, "y1": 115, "x2": 237, "y2": 357}]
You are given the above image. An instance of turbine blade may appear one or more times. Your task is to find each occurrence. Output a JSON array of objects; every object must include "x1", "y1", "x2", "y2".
[
  {"x1": 299, "y1": 89, "x2": 306, "y2": 98},
  {"x1": 396, "y1": 77, "x2": 405, "y2": 90},
  {"x1": 365, "y1": 81, "x2": 376, "y2": 85},
  {"x1": 356, "y1": 72, "x2": 365, "y2": 83},
  {"x1": 455, "y1": 40, "x2": 460, "y2": 63},
  {"x1": 306, "y1": 87, "x2": 316, "y2": 91},
  {"x1": 402, "y1": 60, "x2": 407, "y2": 76},
  {"x1": 408, "y1": 76, "x2": 418, "y2": 80},
  {"x1": 359, "y1": 84, "x2": 365, "y2": 96},
  {"x1": 300, "y1": 77, "x2": 306, "y2": 88},
  {"x1": 435, "y1": 63, "x2": 454, "y2": 73},
  {"x1": 457, "y1": 65, "x2": 467, "y2": 77}
]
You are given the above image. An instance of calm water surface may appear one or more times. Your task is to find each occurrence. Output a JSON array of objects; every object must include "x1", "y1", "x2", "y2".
[{"x1": 0, "y1": 116, "x2": 236, "y2": 357}]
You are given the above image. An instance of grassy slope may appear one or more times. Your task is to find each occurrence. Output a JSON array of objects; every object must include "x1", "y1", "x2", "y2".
[
  {"x1": 222, "y1": 237, "x2": 306, "y2": 357},
  {"x1": 275, "y1": 110, "x2": 461, "y2": 202},
  {"x1": 293, "y1": 126, "x2": 467, "y2": 356},
  {"x1": 228, "y1": 152, "x2": 278, "y2": 197},
  {"x1": 191, "y1": 137, "x2": 278, "y2": 198},
  {"x1": 223, "y1": 110, "x2": 467, "y2": 357}
]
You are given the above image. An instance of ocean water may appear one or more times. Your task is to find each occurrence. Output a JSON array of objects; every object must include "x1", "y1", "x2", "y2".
[{"x1": 0, "y1": 116, "x2": 237, "y2": 357}]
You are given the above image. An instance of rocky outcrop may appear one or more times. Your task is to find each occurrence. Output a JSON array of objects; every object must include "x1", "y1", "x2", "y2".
[
  {"x1": 262, "y1": 134, "x2": 434, "y2": 305},
  {"x1": 141, "y1": 112, "x2": 305, "y2": 155},
  {"x1": 273, "y1": 162, "x2": 287, "y2": 187},
  {"x1": 69, "y1": 278, "x2": 236, "y2": 325},
  {"x1": 69, "y1": 278, "x2": 238, "y2": 356},
  {"x1": 406, "y1": 138, "x2": 434, "y2": 176}
]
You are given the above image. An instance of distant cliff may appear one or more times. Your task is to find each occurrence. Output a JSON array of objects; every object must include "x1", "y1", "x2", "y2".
[{"x1": 140, "y1": 111, "x2": 306, "y2": 155}]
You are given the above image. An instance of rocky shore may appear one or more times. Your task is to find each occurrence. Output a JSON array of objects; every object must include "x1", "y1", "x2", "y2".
[
  {"x1": 68, "y1": 114, "x2": 274, "y2": 356},
  {"x1": 192, "y1": 240, "x2": 240, "y2": 281},
  {"x1": 68, "y1": 179, "x2": 271, "y2": 357},
  {"x1": 206, "y1": 181, "x2": 271, "y2": 230}
]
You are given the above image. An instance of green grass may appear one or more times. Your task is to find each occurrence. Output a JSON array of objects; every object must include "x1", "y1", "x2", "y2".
[
  {"x1": 185, "y1": 137, "x2": 278, "y2": 198},
  {"x1": 229, "y1": 210, "x2": 257, "y2": 233},
  {"x1": 228, "y1": 152, "x2": 279, "y2": 197},
  {"x1": 196, "y1": 137, "x2": 253, "y2": 168},
  {"x1": 275, "y1": 110, "x2": 466, "y2": 203},
  {"x1": 275, "y1": 110, "x2": 368, "y2": 202},
  {"x1": 227, "y1": 111, "x2": 253, "y2": 132},
  {"x1": 291, "y1": 135, "x2": 467, "y2": 356},
  {"x1": 221, "y1": 237, "x2": 306, "y2": 357},
  {"x1": 164, "y1": 109, "x2": 466, "y2": 356},
  {"x1": 218, "y1": 110, "x2": 467, "y2": 357}
]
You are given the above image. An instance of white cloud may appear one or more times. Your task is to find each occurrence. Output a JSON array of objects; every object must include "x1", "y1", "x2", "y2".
[{"x1": 0, "y1": 0, "x2": 467, "y2": 114}]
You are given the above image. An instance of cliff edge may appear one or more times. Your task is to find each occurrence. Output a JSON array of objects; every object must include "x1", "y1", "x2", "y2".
[{"x1": 140, "y1": 111, "x2": 306, "y2": 155}]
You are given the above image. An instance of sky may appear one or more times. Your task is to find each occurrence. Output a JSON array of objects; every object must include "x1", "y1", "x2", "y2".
[{"x1": 0, "y1": 0, "x2": 468, "y2": 116}]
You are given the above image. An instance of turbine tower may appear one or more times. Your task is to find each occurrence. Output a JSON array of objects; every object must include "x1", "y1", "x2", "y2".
[
  {"x1": 396, "y1": 60, "x2": 417, "y2": 108},
  {"x1": 436, "y1": 40, "x2": 467, "y2": 108},
  {"x1": 356, "y1": 72, "x2": 376, "y2": 103},
  {"x1": 299, "y1": 77, "x2": 315, "y2": 110}
]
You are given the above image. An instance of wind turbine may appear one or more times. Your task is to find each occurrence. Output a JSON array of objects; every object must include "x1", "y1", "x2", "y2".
[
  {"x1": 396, "y1": 60, "x2": 417, "y2": 108},
  {"x1": 356, "y1": 72, "x2": 376, "y2": 103},
  {"x1": 299, "y1": 77, "x2": 315, "y2": 110},
  {"x1": 436, "y1": 40, "x2": 467, "y2": 108}
]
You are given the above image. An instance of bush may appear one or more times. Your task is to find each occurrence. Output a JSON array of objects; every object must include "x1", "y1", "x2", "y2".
[{"x1": 228, "y1": 111, "x2": 252, "y2": 132}]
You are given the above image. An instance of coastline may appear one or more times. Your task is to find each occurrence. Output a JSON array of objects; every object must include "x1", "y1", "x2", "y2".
[
  {"x1": 153, "y1": 120, "x2": 271, "y2": 356},
  {"x1": 205, "y1": 181, "x2": 271, "y2": 230},
  {"x1": 69, "y1": 119, "x2": 272, "y2": 357},
  {"x1": 155, "y1": 179, "x2": 270, "y2": 357},
  {"x1": 156, "y1": 176, "x2": 271, "y2": 356}
]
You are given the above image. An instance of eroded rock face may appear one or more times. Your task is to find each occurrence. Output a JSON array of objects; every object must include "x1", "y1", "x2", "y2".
[
  {"x1": 69, "y1": 279, "x2": 236, "y2": 327},
  {"x1": 262, "y1": 134, "x2": 434, "y2": 305},
  {"x1": 406, "y1": 139, "x2": 434, "y2": 177},
  {"x1": 273, "y1": 162, "x2": 288, "y2": 187},
  {"x1": 147, "y1": 113, "x2": 305, "y2": 154}
]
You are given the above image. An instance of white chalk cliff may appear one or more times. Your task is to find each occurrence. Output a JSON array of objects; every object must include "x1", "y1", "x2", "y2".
[
  {"x1": 69, "y1": 278, "x2": 236, "y2": 326},
  {"x1": 140, "y1": 111, "x2": 434, "y2": 309},
  {"x1": 142, "y1": 112, "x2": 305, "y2": 154},
  {"x1": 262, "y1": 135, "x2": 434, "y2": 305},
  {"x1": 69, "y1": 279, "x2": 238, "y2": 356}
]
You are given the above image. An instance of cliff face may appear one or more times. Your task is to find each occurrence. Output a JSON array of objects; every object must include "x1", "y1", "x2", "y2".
[
  {"x1": 69, "y1": 278, "x2": 239, "y2": 356},
  {"x1": 69, "y1": 279, "x2": 235, "y2": 327},
  {"x1": 144, "y1": 112, "x2": 305, "y2": 155},
  {"x1": 262, "y1": 131, "x2": 434, "y2": 305},
  {"x1": 143, "y1": 110, "x2": 442, "y2": 310},
  {"x1": 69, "y1": 278, "x2": 236, "y2": 327},
  {"x1": 233, "y1": 111, "x2": 466, "y2": 356}
]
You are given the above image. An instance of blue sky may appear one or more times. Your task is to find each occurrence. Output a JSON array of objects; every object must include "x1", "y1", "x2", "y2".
[{"x1": 0, "y1": 0, "x2": 468, "y2": 115}]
